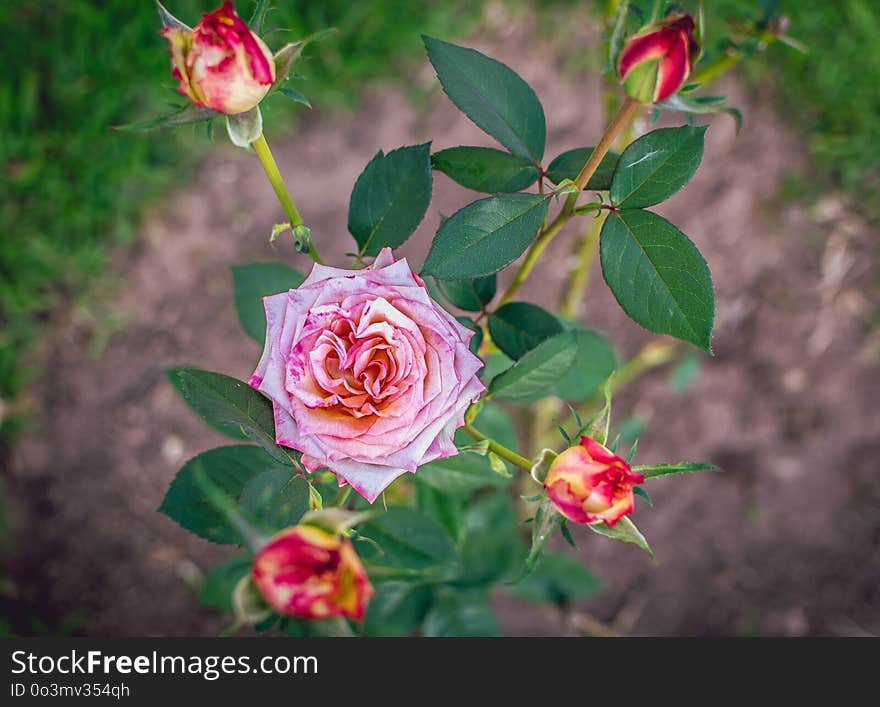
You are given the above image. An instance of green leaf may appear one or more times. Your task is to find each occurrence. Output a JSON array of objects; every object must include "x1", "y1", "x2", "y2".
[
  {"x1": 552, "y1": 328, "x2": 617, "y2": 401},
  {"x1": 358, "y1": 507, "x2": 458, "y2": 574},
  {"x1": 508, "y1": 552, "x2": 602, "y2": 604},
  {"x1": 238, "y1": 469, "x2": 310, "y2": 531},
  {"x1": 281, "y1": 619, "x2": 308, "y2": 637},
  {"x1": 600, "y1": 210, "x2": 714, "y2": 352},
  {"x1": 588, "y1": 516, "x2": 654, "y2": 558},
  {"x1": 364, "y1": 581, "x2": 433, "y2": 637},
  {"x1": 422, "y1": 193, "x2": 549, "y2": 279},
  {"x1": 634, "y1": 461, "x2": 719, "y2": 479},
  {"x1": 348, "y1": 143, "x2": 433, "y2": 257},
  {"x1": 416, "y1": 452, "x2": 509, "y2": 495},
  {"x1": 200, "y1": 556, "x2": 251, "y2": 611},
  {"x1": 423, "y1": 36, "x2": 545, "y2": 162},
  {"x1": 415, "y1": 484, "x2": 467, "y2": 544},
  {"x1": 437, "y1": 274, "x2": 496, "y2": 311},
  {"x1": 432, "y1": 147, "x2": 539, "y2": 193},
  {"x1": 231, "y1": 263, "x2": 304, "y2": 344},
  {"x1": 159, "y1": 446, "x2": 284, "y2": 544},
  {"x1": 167, "y1": 368, "x2": 247, "y2": 441},
  {"x1": 488, "y1": 302, "x2": 563, "y2": 360},
  {"x1": 610, "y1": 125, "x2": 707, "y2": 208},
  {"x1": 279, "y1": 87, "x2": 311, "y2": 108},
  {"x1": 489, "y1": 331, "x2": 578, "y2": 399},
  {"x1": 166, "y1": 367, "x2": 299, "y2": 466},
  {"x1": 455, "y1": 491, "x2": 520, "y2": 587},
  {"x1": 423, "y1": 590, "x2": 501, "y2": 637},
  {"x1": 546, "y1": 147, "x2": 620, "y2": 190}
]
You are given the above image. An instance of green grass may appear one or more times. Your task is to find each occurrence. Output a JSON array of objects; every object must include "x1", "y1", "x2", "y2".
[
  {"x1": 0, "y1": 0, "x2": 479, "y2": 434},
  {"x1": 703, "y1": 1, "x2": 880, "y2": 210}
]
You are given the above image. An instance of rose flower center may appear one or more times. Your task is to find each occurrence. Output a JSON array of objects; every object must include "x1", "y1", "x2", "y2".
[{"x1": 306, "y1": 300, "x2": 421, "y2": 419}]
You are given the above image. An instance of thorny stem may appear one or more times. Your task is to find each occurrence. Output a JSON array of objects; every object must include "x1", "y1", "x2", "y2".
[
  {"x1": 499, "y1": 97, "x2": 640, "y2": 305},
  {"x1": 560, "y1": 214, "x2": 606, "y2": 319},
  {"x1": 251, "y1": 133, "x2": 324, "y2": 264},
  {"x1": 608, "y1": 340, "x2": 678, "y2": 392},
  {"x1": 463, "y1": 424, "x2": 533, "y2": 471},
  {"x1": 577, "y1": 340, "x2": 679, "y2": 418}
]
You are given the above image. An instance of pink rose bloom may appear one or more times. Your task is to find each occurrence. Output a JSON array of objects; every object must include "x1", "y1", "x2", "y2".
[
  {"x1": 249, "y1": 248, "x2": 485, "y2": 502},
  {"x1": 161, "y1": 0, "x2": 275, "y2": 115}
]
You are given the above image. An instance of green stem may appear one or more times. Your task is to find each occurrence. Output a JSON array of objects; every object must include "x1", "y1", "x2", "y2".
[
  {"x1": 499, "y1": 97, "x2": 641, "y2": 305},
  {"x1": 251, "y1": 133, "x2": 323, "y2": 264},
  {"x1": 331, "y1": 485, "x2": 352, "y2": 507},
  {"x1": 560, "y1": 214, "x2": 605, "y2": 319},
  {"x1": 463, "y1": 424, "x2": 532, "y2": 471},
  {"x1": 691, "y1": 52, "x2": 742, "y2": 86},
  {"x1": 579, "y1": 340, "x2": 678, "y2": 416},
  {"x1": 610, "y1": 340, "x2": 678, "y2": 392}
]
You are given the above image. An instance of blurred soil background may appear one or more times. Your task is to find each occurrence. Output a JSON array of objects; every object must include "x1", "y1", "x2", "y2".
[{"x1": 1, "y1": 1, "x2": 878, "y2": 635}]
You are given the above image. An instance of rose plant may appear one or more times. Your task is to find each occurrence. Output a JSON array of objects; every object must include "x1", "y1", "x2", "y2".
[{"x1": 125, "y1": 1, "x2": 794, "y2": 636}]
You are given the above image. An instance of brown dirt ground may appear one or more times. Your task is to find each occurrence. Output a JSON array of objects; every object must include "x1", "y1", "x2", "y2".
[{"x1": 6, "y1": 17, "x2": 880, "y2": 636}]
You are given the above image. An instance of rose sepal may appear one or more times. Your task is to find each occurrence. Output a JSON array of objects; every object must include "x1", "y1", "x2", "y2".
[
  {"x1": 588, "y1": 516, "x2": 654, "y2": 559},
  {"x1": 530, "y1": 448, "x2": 557, "y2": 485},
  {"x1": 226, "y1": 106, "x2": 263, "y2": 148},
  {"x1": 114, "y1": 103, "x2": 217, "y2": 132},
  {"x1": 269, "y1": 30, "x2": 335, "y2": 95},
  {"x1": 155, "y1": 0, "x2": 190, "y2": 31},
  {"x1": 299, "y1": 508, "x2": 378, "y2": 536},
  {"x1": 232, "y1": 574, "x2": 272, "y2": 625},
  {"x1": 656, "y1": 93, "x2": 743, "y2": 132},
  {"x1": 513, "y1": 497, "x2": 561, "y2": 583}
]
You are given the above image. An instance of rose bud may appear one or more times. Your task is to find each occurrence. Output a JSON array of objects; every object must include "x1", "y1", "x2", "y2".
[
  {"x1": 251, "y1": 525, "x2": 373, "y2": 621},
  {"x1": 249, "y1": 247, "x2": 484, "y2": 502},
  {"x1": 618, "y1": 12, "x2": 699, "y2": 103},
  {"x1": 161, "y1": 0, "x2": 276, "y2": 115},
  {"x1": 544, "y1": 436, "x2": 644, "y2": 527}
]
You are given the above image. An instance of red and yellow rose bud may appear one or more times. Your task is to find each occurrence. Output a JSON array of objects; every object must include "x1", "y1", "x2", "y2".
[
  {"x1": 544, "y1": 436, "x2": 644, "y2": 527},
  {"x1": 618, "y1": 12, "x2": 699, "y2": 103},
  {"x1": 251, "y1": 524, "x2": 373, "y2": 622},
  {"x1": 162, "y1": 1, "x2": 275, "y2": 115}
]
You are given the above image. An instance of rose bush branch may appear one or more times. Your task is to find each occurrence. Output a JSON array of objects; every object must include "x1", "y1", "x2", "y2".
[
  {"x1": 153, "y1": 1, "x2": 321, "y2": 263},
  {"x1": 462, "y1": 423, "x2": 533, "y2": 471},
  {"x1": 130, "y1": 1, "x2": 786, "y2": 635},
  {"x1": 251, "y1": 133, "x2": 323, "y2": 264},
  {"x1": 499, "y1": 97, "x2": 641, "y2": 306}
]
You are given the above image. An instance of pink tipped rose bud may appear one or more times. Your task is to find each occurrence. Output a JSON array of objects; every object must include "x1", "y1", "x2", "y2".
[
  {"x1": 161, "y1": 0, "x2": 275, "y2": 115},
  {"x1": 544, "y1": 436, "x2": 644, "y2": 527},
  {"x1": 618, "y1": 12, "x2": 699, "y2": 103},
  {"x1": 249, "y1": 248, "x2": 485, "y2": 502},
  {"x1": 252, "y1": 525, "x2": 374, "y2": 622}
]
